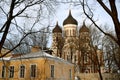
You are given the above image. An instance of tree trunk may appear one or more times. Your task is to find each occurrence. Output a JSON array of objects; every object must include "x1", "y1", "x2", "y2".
[
  {"x1": 0, "y1": 0, "x2": 15, "y2": 53},
  {"x1": 109, "y1": 0, "x2": 120, "y2": 46}
]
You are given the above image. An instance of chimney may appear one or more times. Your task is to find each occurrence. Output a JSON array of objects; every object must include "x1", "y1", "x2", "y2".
[{"x1": 31, "y1": 46, "x2": 41, "y2": 53}]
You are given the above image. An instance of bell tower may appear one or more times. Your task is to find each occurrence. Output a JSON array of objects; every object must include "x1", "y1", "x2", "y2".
[
  {"x1": 51, "y1": 21, "x2": 63, "y2": 57},
  {"x1": 79, "y1": 22, "x2": 92, "y2": 73},
  {"x1": 62, "y1": 10, "x2": 79, "y2": 63}
]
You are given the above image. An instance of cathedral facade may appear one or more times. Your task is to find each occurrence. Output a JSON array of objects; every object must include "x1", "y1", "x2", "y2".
[{"x1": 51, "y1": 10, "x2": 104, "y2": 73}]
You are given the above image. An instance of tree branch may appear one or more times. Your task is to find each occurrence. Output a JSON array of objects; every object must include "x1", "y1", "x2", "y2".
[{"x1": 97, "y1": 0, "x2": 112, "y2": 16}]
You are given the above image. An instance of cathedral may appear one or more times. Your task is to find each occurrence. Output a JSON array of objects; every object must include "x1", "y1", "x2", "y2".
[{"x1": 51, "y1": 10, "x2": 104, "y2": 73}]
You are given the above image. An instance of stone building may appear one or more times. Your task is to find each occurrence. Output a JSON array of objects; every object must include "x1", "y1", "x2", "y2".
[
  {"x1": 51, "y1": 10, "x2": 104, "y2": 73},
  {"x1": 0, "y1": 47, "x2": 74, "y2": 80}
]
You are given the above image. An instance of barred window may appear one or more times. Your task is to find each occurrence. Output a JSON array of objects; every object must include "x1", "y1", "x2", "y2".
[
  {"x1": 20, "y1": 65, "x2": 25, "y2": 78},
  {"x1": 31, "y1": 65, "x2": 36, "y2": 77},
  {"x1": 9, "y1": 66, "x2": 14, "y2": 78}
]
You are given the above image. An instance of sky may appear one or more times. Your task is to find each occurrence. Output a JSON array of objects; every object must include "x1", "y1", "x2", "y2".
[{"x1": 51, "y1": 2, "x2": 116, "y2": 28}]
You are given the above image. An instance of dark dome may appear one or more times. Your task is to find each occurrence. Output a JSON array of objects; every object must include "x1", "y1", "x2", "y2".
[
  {"x1": 79, "y1": 22, "x2": 89, "y2": 32},
  {"x1": 53, "y1": 21, "x2": 62, "y2": 33},
  {"x1": 63, "y1": 10, "x2": 78, "y2": 26}
]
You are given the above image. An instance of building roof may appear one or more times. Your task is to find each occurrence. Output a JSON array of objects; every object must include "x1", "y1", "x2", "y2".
[
  {"x1": 11, "y1": 51, "x2": 73, "y2": 65},
  {"x1": 52, "y1": 21, "x2": 62, "y2": 33},
  {"x1": 63, "y1": 10, "x2": 78, "y2": 26},
  {"x1": 15, "y1": 51, "x2": 53, "y2": 59},
  {"x1": 0, "y1": 57, "x2": 11, "y2": 61},
  {"x1": 79, "y1": 22, "x2": 89, "y2": 32}
]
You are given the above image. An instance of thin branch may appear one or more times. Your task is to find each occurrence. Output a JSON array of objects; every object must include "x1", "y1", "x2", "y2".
[
  {"x1": 13, "y1": 0, "x2": 44, "y2": 18},
  {"x1": 82, "y1": 0, "x2": 119, "y2": 45},
  {"x1": 0, "y1": 30, "x2": 44, "y2": 58},
  {"x1": 0, "y1": 6, "x2": 8, "y2": 18}
]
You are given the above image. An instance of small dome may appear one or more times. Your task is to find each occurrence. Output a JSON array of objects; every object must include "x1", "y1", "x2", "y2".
[
  {"x1": 53, "y1": 21, "x2": 62, "y2": 33},
  {"x1": 79, "y1": 22, "x2": 89, "y2": 32},
  {"x1": 63, "y1": 10, "x2": 78, "y2": 26}
]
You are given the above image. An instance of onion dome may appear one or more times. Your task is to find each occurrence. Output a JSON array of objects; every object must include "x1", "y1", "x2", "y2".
[
  {"x1": 63, "y1": 10, "x2": 78, "y2": 26},
  {"x1": 52, "y1": 21, "x2": 62, "y2": 33},
  {"x1": 79, "y1": 22, "x2": 89, "y2": 32}
]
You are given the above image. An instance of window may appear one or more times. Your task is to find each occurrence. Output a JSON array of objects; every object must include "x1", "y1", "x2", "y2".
[
  {"x1": 2, "y1": 66, "x2": 5, "y2": 78},
  {"x1": 51, "y1": 65, "x2": 54, "y2": 78},
  {"x1": 74, "y1": 55, "x2": 76, "y2": 62},
  {"x1": 84, "y1": 53, "x2": 88, "y2": 63},
  {"x1": 69, "y1": 69, "x2": 72, "y2": 80},
  {"x1": 73, "y1": 29, "x2": 75, "y2": 35},
  {"x1": 9, "y1": 66, "x2": 14, "y2": 78},
  {"x1": 66, "y1": 30, "x2": 69, "y2": 36},
  {"x1": 70, "y1": 29, "x2": 71, "y2": 36},
  {"x1": 20, "y1": 65, "x2": 25, "y2": 78},
  {"x1": 31, "y1": 65, "x2": 36, "y2": 77}
]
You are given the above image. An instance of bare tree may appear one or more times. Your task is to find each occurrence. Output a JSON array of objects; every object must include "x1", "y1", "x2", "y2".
[
  {"x1": 89, "y1": 26, "x2": 103, "y2": 47},
  {"x1": 80, "y1": 0, "x2": 120, "y2": 47},
  {"x1": 28, "y1": 27, "x2": 50, "y2": 49},
  {"x1": 89, "y1": 26, "x2": 104, "y2": 80},
  {"x1": 89, "y1": 25, "x2": 120, "y2": 80},
  {"x1": 0, "y1": 0, "x2": 57, "y2": 57},
  {"x1": 3, "y1": 25, "x2": 51, "y2": 55},
  {"x1": 102, "y1": 34, "x2": 120, "y2": 73}
]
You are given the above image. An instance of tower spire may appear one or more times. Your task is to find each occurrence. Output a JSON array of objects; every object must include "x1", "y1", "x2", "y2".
[
  {"x1": 69, "y1": 9, "x2": 71, "y2": 16},
  {"x1": 83, "y1": 20, "x2": 86, "y2": 26},
  {"x1": 56, "y1": 21, "x2": 58, "y2": 26}
]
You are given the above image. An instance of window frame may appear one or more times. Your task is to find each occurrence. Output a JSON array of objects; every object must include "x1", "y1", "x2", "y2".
[
  {"x1": 30, "y1": 64, "x2": 37, "y2": 78},
  {"x1": 19, "y1": 65, "x2": 25, "y2": 78},
  {"x1": 9, "y1": 66, "x2": 14, "y2": 78},
  {"x1": 50, "y1": 65, "x2": 54, "y2": 78},
  {"x1": 1, "y1": 65, "x2": 6, "y2": 78}
]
